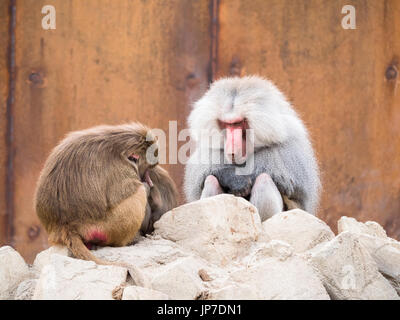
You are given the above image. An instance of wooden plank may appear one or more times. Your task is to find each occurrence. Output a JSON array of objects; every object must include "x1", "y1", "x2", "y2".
[
  {"x1": 0, "y1": 1, "x2": 10, "y2": 246},
  {"x1": 13, "y1": 0, "x2": 211, "y2": 262},
  {"x1": 217, "y1": 0, "x2": 400, "y2": 238}
]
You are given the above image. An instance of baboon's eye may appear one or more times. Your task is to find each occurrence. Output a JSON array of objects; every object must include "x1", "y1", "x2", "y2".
[{"x1": 128, "y1": 154, "x2": 139, "y2": 163}]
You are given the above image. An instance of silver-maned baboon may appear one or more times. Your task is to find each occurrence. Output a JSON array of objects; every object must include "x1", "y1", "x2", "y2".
[{"x1": 184, "y1": 76, "x2": 321, "y2": 220}]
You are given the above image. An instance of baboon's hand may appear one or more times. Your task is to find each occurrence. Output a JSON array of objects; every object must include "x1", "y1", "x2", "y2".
[{"x1": 212, "y1": 167, "x2": 253, "y2": 198}]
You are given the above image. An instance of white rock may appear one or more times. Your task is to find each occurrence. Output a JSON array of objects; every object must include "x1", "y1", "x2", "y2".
[
  {"x1": 94, "y1": 237, "x2": 199, "y2": 286},
  {"x1": 15, "y1": 206, "x2": 400, "y2": 301},
  {"x1": 229, "y1": 255, "x2": 329, "y2": 300},
  {"x1": 0, "y1": 246, "x2": 30, "y2": 300},
  {"x1": 32, "y1": 245, "x2": 69, "y2": 275},
  {"x1": 385, "y1": 276, "x2": 400, "y2": 296},
  {"x1": 338, "y1": 217, "x2": 400, "y2": 287},
  {"x1": 96, "y1": 240, "x2": 226, "y2": 300},
  {"x1": 33, "y1": 254, "x2": 127, "y2": 300},
  {"x1": 154, "y1": 194, "x2": 261, "y2": 266},
  {"x1": 150, "y1": 257, "x2": 206, "y2": 300},
  {"x1": 94, "y1": 236, "x2": 188, "y2": 271},
  {"x1": 260, "y1": 209, "x2": 335, "y2": 252},
  {"x1": 353, "y1": 233, "x2": 400, "y2": 283},
  {"x1": 204, "y1": 283, "x2": 258, "y2": 300},
  {"x1": 14, "y1": 279, "x2": 38, "y2": 300},
  {"x1": 305, "y1": 232, "x2": 399, "y2": 300},
  {"x1": 338, "y1": 216, "x2": 387, "y2": 238},
  {"x1": 242, "y1": 240, "x2": 294, "y2": 267},
  {"x1": 122, "y1": 286, "x2": 169, "y2": 300}
]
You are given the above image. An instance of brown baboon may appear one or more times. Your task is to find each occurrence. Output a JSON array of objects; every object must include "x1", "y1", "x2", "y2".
[
  {"x1": 35, "y1": 123, "x2": 161, "y2": 265},
  {"x1": 140, "y1": 165, "x2": 179, "y2": 235}
]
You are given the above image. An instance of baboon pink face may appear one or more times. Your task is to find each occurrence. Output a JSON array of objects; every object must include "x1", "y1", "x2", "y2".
[{"x1": 218, "y1": 118, "x2": 249, "y2": 164}]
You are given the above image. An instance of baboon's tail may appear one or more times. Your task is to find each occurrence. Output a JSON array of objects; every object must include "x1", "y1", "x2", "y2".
[{"x1": 58, "y1": 229, "x2": 114, "y2": 266}]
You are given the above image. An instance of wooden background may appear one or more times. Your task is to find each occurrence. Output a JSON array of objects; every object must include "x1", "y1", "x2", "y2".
[{"x1": 1, "y1": 0, "x2": 399, "y2": 263}]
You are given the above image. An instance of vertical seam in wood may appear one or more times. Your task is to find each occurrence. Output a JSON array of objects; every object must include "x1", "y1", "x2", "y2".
[
  {"x1": 6, "y1": 0, "x2": 16, "y2": 246},
  {"x1": 209, "y1": 0, "x2": 219, "y2": 83}
]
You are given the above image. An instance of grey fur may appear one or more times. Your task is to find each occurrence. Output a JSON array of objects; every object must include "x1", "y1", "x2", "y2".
[{"x1": 185, "y1": 135, "x2": 320, "y2": 214}]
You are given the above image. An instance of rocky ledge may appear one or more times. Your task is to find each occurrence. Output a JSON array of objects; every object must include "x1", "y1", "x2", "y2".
[{"x1": 1, "y1": 194, "x2": 399, "y2": 300}]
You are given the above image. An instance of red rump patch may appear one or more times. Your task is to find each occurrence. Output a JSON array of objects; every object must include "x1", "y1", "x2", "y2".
[{"x1": 85, "y1": 230, "x2": 107, "y2": 248}]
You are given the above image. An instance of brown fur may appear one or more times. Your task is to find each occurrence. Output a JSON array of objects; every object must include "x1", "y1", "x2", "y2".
[
  {"x1": 35, "y1": 123, "x2": 157, "y2": 265},
  {"x1": 140, "y1": 165, "x2": 179, "y2": 234},
  {"x1": 282, "y1": 195, "x2": 301, "y2": 211}
]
